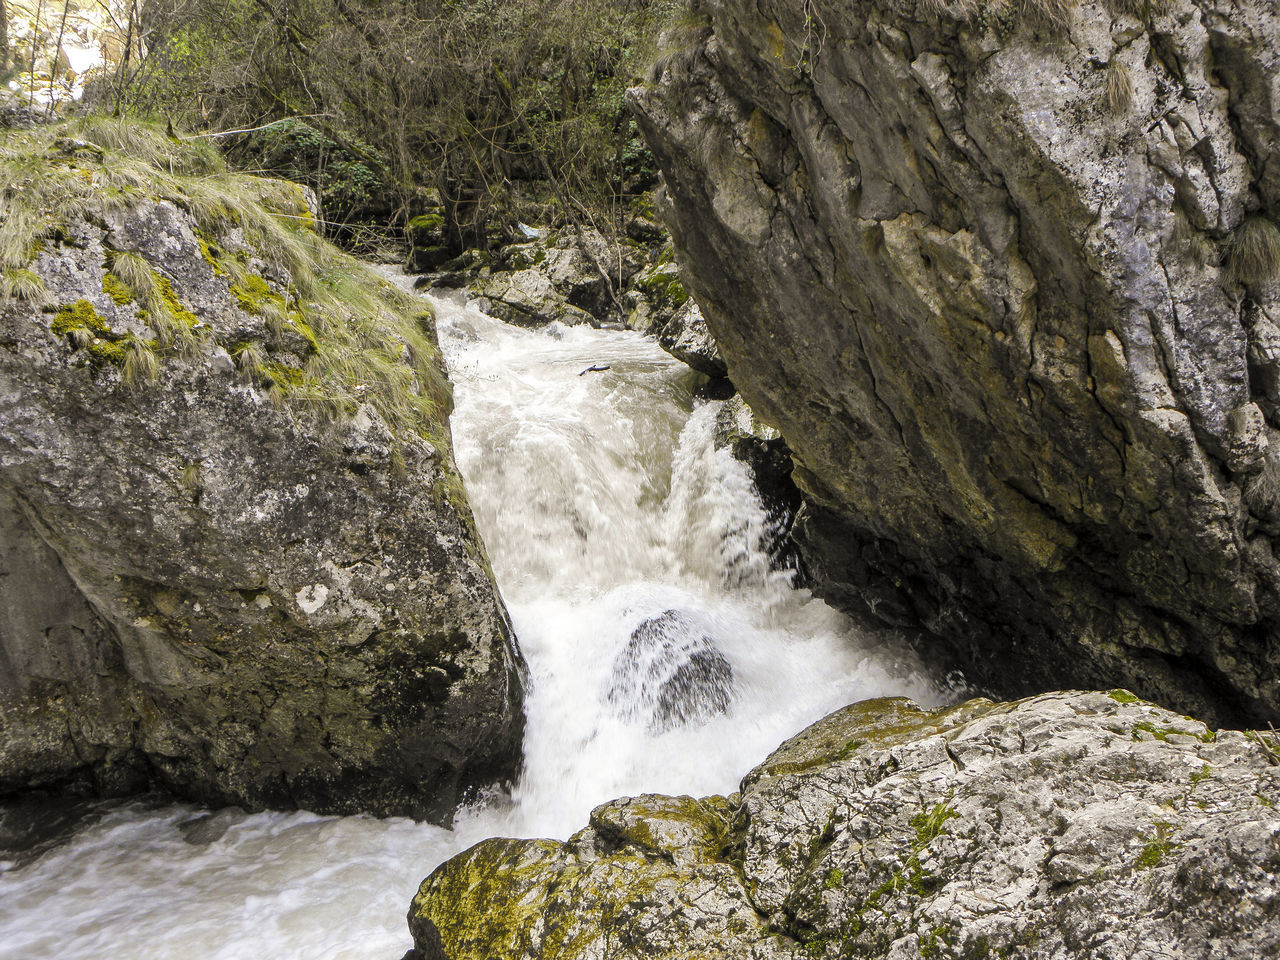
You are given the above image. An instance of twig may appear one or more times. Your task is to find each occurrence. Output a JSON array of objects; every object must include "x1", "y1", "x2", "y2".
[{"x1": 182, "y1": 115, "x2": 334, "y2": 139}]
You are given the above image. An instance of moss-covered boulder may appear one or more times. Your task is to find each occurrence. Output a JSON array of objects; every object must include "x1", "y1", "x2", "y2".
[
  {"x1": 406, "y1": 691, "x2": 1280, "y2": 959},
  {"x1": 0, "y1": 119, "x2": 525, "y2": 820}
]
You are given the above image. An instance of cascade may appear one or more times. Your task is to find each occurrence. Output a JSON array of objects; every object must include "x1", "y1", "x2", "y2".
[{"x1": 0, "y1": 286, "x2": 942, "y2": 960}]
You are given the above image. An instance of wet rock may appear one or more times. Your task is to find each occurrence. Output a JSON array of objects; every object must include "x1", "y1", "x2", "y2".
[
  {"x1": 0, "y1": 794, "x2": 106, "y2": 868},
  {"x1": 658, "y1": 300, "x2": 727, "y2": 378},
  {"x1": 0, "y1": 122, "x2": 525, "y2": 820},
  {"x1": 714, "y1": 396, "x2": 801, "y2": 569},
  {"x1": 606, "y1": 610, "x2": 734, "y2": 732},
  {"x1": 177, "y1": 807, "x2": 248, "y2": 846},
  {"x1": 473, "y1": 266, "x2": 595, "y2": 327},
  {"x1": 405, "y1": 197, "x2": 450, "y2": 274},
  {"x1": 631, "y1": 0, "x2": 1280, "y2": 724},
  {"x1": 405, "y1": 691, "x2": 1280, "y2": 960}
]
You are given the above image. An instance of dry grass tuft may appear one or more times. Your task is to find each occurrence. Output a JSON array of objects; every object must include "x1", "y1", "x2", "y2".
[
  {"x1": 1107, "y1": 60, "x2": 1134, "y2": 115},
  {"x1": 2, "y1": 267, "x2": 49, "y2": 304},
  {"x1": 1228, "y1": 217, "x2": 1280, "y2": 287},
  {"x1": 122, "y1": 340, "x2": 160, "y2": 387}
]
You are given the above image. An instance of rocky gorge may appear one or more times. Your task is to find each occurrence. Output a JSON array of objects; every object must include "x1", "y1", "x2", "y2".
[
  {"x1": 397, "y1": 0, "x2": 1280, "y2": 956},
  {"x1": 3, "y1": 0, "x2": 1280, "y2": 952}
]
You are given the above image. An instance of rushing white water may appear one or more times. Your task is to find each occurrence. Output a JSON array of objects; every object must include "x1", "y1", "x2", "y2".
[{"x1": 0, "y1": 287, "x2": 944, "y2": 960}]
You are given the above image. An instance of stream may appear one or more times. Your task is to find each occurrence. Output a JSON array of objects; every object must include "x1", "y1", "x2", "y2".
[{"x1": 0, "y1": 287, "x2": 944, "y2": 960}]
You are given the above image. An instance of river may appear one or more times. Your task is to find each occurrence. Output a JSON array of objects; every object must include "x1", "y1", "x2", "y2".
[{"x1": 0, "y1": 287, "x2": 943, "y2": 960}]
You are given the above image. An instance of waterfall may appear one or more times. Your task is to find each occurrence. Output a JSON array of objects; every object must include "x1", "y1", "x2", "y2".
[{"x1": 0, "y1": 286, "x2": 943, "y2": 960}]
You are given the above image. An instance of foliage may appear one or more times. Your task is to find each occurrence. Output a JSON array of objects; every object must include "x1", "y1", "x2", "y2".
[{"x1": 94, "y1": 0, "x2": 692, "y2": 245}]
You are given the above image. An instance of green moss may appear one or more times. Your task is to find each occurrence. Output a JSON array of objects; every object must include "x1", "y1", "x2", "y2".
[
  {"x1": 195, "y1": 229, "x2": 229, "y2": 276},
  {"x1": 1108, "y1": 689, "x2": 1141, "y2": 704},
  {"x1": 264, "y1": 361, "x2": 304, "y2": 388},
  {"x1": 822, "y1": 867, "x2": 844, "y2": 890},
  {"x1": 231, "y1": 272, "x2": 288, "y2": 315},
  {"x1": 7, "y1": 118, "x2": 454, "y2": 451},
  {"x1": 289, "y1": 314, "x2": 319, "y2": 353},
  {"x1": 911, "y1": 801, "x2": 958, "y2": 848},
  {"x1": 408, "y1": 213, "x2": 445, "y2": 230},
  {"x1": 920, "y1": 926, "x2": 953, "y2": 959},
  {"x1": 50, "y1": 298, "x2": 159, "y2": 371},
  {"x1": 1135, "y1": 822, "x2": 1178, "y2": 870},
  {"x1": 156, "y1": 274, "x2": 198, "y2": 327},
  {"x1": 637, "y1": 264, "x2": 689, "y2": 305},
  {"x1": 1190, "y1": 763, "x2": 1212, "y2": 785},
  {"x1": 52, "y1": 299, "x2": 113, "y2": 338},
  {"x1": 1131, "y1": 721, "x2": 1215, "y2": 744},
  {"x1": 102, "y1": 272, "x2": 134, "y2": 305},
  {"x1": 87, "y1": 338, "x2": 129, "y2": 364}
]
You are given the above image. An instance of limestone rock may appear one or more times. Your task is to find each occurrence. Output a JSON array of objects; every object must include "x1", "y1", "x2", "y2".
[
  {"x1": 0, "y1": 121, "x2": 526, "y2": 820},
  {"x1": 713, "y1": 395, "x2": 801, "y2": 568},
  {"x1": 658, "y1": 300, "x2": 727, "y2": 378},
  {"x1": 405, "y1": 691, "x2": 1280, "y2": 960},
  {"x1": 630, "y1": 0, "x2": 1280, "y2": 724}
]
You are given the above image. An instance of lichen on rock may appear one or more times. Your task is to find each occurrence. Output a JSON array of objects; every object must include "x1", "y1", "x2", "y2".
[
  {"x1": 0, "y1": 118, "x2": 526, "y2": 819},
  {"x1": 629, "y1": 0, "x2": 1280, "y2": 725},
  {"x1": 405, "y1": 691, "x2": 1280, "y2": 960}
]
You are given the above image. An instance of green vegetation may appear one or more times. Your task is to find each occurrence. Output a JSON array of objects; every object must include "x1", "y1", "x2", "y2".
[
  {"x1": 1130, "y1": 720, "x2": 1215, "y2": 744},
  {"x1": 2, "y1": 267, "x2": 49, "y2": 304},
  {"x1": 95, "y1": 0, "x2": 693, "y2": 247},
  {"x1": 1134, "y1": 821, "x2": 1178, "y2": 870},
  {"x1": 9, "y1": 118, "x2": 452, "y2": 442},
  {"x1": 911, "y1": 801, "x2": 959, "y2": 848},
  {"x1": 1108, "y1": 689, "x2": 1142, "y2": 704},
  {"x1": 51, "y1": 298, "x2": 139, "y2": 368}
]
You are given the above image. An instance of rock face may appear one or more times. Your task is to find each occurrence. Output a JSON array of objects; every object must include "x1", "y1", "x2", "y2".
[
  {"x1": 658, "y1": 300, "x2": 727, "y2": 378},
  {"x1": 406, "y1": 690, "x2": 1280, "y2": 960},
  {"x1": 0, "y1": 121, "x2": 525, "y2": 820},
  {"x1": 630, "y1": 0, "x2": 1280, "y2": 724}
]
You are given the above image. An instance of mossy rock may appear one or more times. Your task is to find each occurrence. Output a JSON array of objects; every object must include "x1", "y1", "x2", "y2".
[{"x1": 408, "y1": 245, "x2": 452, "y2": 273}]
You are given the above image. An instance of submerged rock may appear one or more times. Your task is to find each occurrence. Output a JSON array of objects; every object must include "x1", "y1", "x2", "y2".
[
  {"x1": 630, "y1": 0, "x2": 1280, "y2": 723},
  {"x1": 658, "y1": 300, "x2": 726, "y2": 379},
  {"x1": 606, "y1": 610, "x2": 734, "y2": 732},
  {"x1": 0, "y1": 120, "x2": 525, "y2": 820},
  {"x1": 405, "y1": 690, "x2": 1280, "y2": 960}
]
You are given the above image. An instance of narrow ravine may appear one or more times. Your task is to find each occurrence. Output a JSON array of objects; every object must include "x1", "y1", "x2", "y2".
[{"x1": 0, "y1": 286, "x2": 943, "y2": 960}]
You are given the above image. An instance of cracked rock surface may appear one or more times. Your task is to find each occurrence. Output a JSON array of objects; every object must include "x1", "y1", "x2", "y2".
[
  {"x1": 0, "y1": 130, "x2": 525, "y2": 820},
  {"x1": 405, "y1": 691, "x2": 1280, "y2": 960},
  {"x1": 629, "y1": 0, "x2": 1280, "y2": 724}
]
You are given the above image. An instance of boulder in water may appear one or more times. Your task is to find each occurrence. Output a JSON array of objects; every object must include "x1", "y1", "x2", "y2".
[
  {"x1": 631, "y1": 0, "x2": 1280, "y2": 724},
  {"x1": 0, "y1": 120, "x2": 525, "y2": 821},
  {"x1": 405, "y1": 691, "x2": 1280, "y2": 960},
  {"x1": 606, "y1": 610, "x2": 734, "y2": 732}
]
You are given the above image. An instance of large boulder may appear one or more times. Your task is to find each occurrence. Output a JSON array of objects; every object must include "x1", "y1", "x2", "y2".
[
  {"x1": 405, "y1": 690, "x2": 1280, "y2": 960},
  {"x1": 0, "y1": 120, "x2": 525, "y2": 820},
  {"x1": 630, "y1": 0, "x2": 1280, "y2": 724}
]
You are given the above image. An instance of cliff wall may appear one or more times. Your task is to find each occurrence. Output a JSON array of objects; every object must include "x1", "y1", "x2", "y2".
[{"x1": 631, "y1": 0, "x2": 1280, "y2": 723}]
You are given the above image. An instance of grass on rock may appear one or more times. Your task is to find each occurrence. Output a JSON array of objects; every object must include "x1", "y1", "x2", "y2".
[{"x1": 0, "y1": 117, "x2": 451, "y2": 443}]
